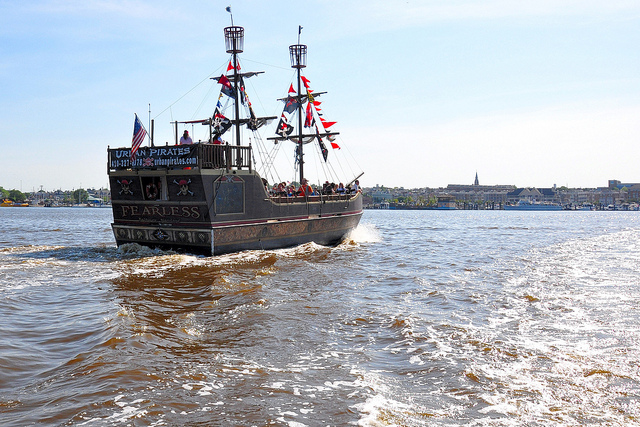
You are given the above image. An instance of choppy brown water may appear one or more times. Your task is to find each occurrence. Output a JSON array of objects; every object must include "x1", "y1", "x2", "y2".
[{"x1": 1, "y1": 207, "x2": 640, "y2": 426}]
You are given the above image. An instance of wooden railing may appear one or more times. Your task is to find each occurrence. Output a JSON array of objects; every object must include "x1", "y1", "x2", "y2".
[
  {"x1": 269, "y1": 193, "x2": 357, "y2": 204},
  {"x1": 199, "y1": 144, "x2": 252, "y2": 171}
]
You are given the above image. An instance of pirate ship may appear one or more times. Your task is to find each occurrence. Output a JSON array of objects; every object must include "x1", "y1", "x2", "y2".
[{"x1": 107, "y1": 23, "x2": 363, "y2": 255}]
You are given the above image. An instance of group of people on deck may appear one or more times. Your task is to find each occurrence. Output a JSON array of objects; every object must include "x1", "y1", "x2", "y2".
[
  {"x1": 179, "y1": 130, "x2": 225, "y2": 145},
  {"x1": 268, "y1": 179, "x2": 360, "y2": 198},
  {"x1": 179, "y1": 129, "x2": 362, "y2": 197}
]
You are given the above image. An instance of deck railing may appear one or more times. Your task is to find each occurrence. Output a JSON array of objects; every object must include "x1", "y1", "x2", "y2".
[
  {"x1": 269, "y1": 193, "x2": 357, "y2": 204},
  {"x1": 199, "y1": 144, "x2": 252, "y2": 171}
]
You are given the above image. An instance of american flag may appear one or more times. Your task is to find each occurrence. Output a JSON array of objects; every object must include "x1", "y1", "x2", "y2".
[{"x1": 130, "y1": 114, "x2": 147, "y2": 162}]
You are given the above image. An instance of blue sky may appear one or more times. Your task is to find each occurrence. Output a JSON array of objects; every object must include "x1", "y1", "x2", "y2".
[{"x1": 1, "y1": 0, "x2": 639, "y2": 192}]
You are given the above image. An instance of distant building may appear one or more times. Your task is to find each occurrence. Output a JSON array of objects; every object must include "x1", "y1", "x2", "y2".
[
  {"x1": 506, "y1": 187, "x2": 560, "y2": 204},
  {"x1": 369, "y1": 185, "x2": 393, "y2": 203},
  {"x1": 608, "y1": 179, "x2": 640, "y2": 190},
  {"x1": 446, "y1": 173, "x2": 515, "y2": 204},
  {"x1": 437, "y1": 195, "x2": 456, "y2": 209},
  {"x1": 629, "y1": 184, "x2": 640, "y2": 201}
]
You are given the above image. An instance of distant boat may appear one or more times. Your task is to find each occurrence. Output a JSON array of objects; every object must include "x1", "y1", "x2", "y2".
[
  {"x1": 107, "y1": 22, "x2": 363, "y2": 255},
  {"x1": 1, "y1": 199, "x2": 28, "y2": 207},
  {"x1": 576, "y1": 203, "x2": 595, "y2": 211},
  {"x1": 504, "y1": 200, "x2": 562, "y2": 211}
]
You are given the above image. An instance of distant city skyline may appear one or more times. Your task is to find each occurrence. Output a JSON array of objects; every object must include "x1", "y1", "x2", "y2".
[
  {"x1": 3, "y1": 172, "x2": 634, "y2": 194},
  {"x1": 1, "y1": 1, "x2": 638, "y2": 191}
]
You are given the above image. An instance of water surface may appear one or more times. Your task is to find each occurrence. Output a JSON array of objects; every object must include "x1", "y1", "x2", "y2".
[{"x1": 1, "y1": 208, "x2": 639, "y2": 425}]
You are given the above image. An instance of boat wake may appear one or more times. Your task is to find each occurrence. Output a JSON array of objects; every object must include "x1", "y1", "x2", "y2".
[
  {"x1": 345, "y1": 222, "x2": 381, "y2": 244},
  {"x1": 116, "y1": 242, "x2": 177, "y2": 258},
  {"x1": 0, "y1": 244, "x2": 117, "y2": 262}
]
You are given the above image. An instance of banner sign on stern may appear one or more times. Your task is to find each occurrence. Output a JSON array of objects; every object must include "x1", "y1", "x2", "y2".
[{"x1": 109, "y1": 145, "x2": 198, "y2": 170}]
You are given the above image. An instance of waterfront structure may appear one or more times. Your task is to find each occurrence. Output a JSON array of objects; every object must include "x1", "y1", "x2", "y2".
[{"x1": 437, "y1": 195, "x2": 456, "y2": 209}]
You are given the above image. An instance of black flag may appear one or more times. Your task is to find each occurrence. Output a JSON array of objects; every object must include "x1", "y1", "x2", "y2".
[{"x1": 318, "y1": 138, "x2": 328, "y2": 162}]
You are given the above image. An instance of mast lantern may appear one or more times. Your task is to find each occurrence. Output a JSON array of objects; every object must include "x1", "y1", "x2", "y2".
[
  {"x1": 289, "y1": 44, "x2": 307, "y2": 69},
  {"x1": 224, "y1": 25, "x2": 244, "y2": 146},
  {"x1": 224, "y1": 26, "x2": 244, "y2": 53}
]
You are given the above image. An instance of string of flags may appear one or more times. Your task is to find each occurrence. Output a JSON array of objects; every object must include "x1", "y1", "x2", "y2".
[
  {"x1": 131, "y1": 59, "x2": 340, "y2": 163},
  {"x1": 211, "y1": 58, "x2": 268, "y2": 138},
  {"x1": 227, "y1": 60, "x2": 240, "y2": 72},
  {"x1": 206, "y1": 60, "x2": 340, "y2": 155},
  {"x1": 276, "y1": 75, "x2": 340, "y2": 158}
]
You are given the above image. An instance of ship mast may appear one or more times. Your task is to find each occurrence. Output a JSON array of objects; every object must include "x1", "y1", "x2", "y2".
[
  {"x1": 290, "y1": 36, "x2": 307, "y2": 184},
  {"x1": 267, "y1": 28, "x2": 340, "y2": 180},
  {"x1": 224, "y1": 25, "x2": 244, "y2": 146}
]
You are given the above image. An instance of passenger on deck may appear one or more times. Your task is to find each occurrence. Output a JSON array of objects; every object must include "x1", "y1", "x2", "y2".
[
  {"x1": 276, "y1": 182, "x2": 287, "y2": 196},
  {"x1": 298, "y1": 178, "x2": 313, "y2": 197},
  {"x1": 179, "y1": 130, "x2": 193, "y2": 145},
  {"x1": 336, "y1": 183, "x2": 346, "y2": 194},
  {"x1": 352, "y1": 180, "x2": 361, "y2": 193},
  {"x1": 322, "y1": 181, "x2": 331, "y2": 195},
  {"x1": 323, "y1": 182, "x2": 336, "y2": 195}
]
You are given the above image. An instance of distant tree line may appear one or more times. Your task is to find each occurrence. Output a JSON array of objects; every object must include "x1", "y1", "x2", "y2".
[
  {"x1": 1, "y1": 186, "x2": 91, "y2": 204},
  {"x1": 0, "y1": 186, "x2": 27, "y2": 202},
  {"x1": 390, "y1": 195, "x2": 438, "y2": 206}
]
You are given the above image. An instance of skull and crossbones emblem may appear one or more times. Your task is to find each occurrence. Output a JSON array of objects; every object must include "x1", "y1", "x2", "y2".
[
  {"x1": 174, "y1": 179, "x2": 193, "y2": 196},
  {"x1": 117, "y1": 179, "x2": 134, "y2": 195}
]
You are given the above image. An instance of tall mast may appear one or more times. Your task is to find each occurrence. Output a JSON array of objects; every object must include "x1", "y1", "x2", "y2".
[
  {"x1": 289, "y1": 34, "x2": 307, "y2": 184},
  {"x1": 224, "y1": 25, "x2": 244, "y2": 146}
]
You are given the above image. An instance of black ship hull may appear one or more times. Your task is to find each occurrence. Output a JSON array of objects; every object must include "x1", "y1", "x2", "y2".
[
  {"x1": 108, "y1": 144, "x2": 362, "y2": 255},
  {"x1": 112, "y1": 210, "x2": 361, "y2": 255}
]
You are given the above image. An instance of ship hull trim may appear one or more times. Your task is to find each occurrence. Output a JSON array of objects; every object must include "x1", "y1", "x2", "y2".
[{"x1": 112, "y1": 210, "x2": 362, "y2": 255}]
